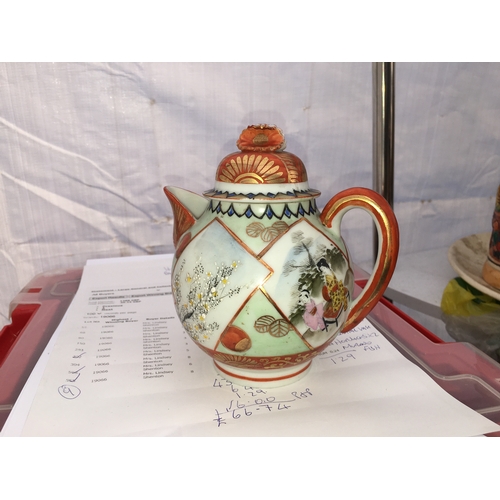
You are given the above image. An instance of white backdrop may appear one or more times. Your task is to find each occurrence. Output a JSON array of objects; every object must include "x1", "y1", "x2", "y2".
[{"x1": 1, "y1": 62, "x2": 499, "y2": 328}]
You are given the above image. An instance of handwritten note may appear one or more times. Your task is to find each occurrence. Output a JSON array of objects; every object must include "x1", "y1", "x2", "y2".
[
  {"x1": 319, "y1": 322, "x2": 391, "y2": 367},
  {"x1": 212, "y1": 378, "x2": 313, "y2": 427},
  {"x1": 4, "y1": 254, "x2": 500, "y2": 437}
]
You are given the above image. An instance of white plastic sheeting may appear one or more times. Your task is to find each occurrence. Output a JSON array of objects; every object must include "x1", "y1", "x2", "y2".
[{"x1": 1, "y1": 62, "x2": 499, "y2": 328}]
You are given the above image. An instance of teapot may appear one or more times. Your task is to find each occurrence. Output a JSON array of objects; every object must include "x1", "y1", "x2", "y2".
[{"x1": 164, "y1": 125, "x2": 399, "y2": 387}]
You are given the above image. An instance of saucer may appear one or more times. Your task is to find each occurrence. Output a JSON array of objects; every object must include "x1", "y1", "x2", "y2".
[{"x1": 447, "y1": 232, "x2": 500, "y2": 301}]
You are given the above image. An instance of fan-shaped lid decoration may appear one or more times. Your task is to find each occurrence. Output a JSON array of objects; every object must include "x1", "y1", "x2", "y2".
[{"x1": 205, "y1": 125, "x2": 320, "y2": 201}]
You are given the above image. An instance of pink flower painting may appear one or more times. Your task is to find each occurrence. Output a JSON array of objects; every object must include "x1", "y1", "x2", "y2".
[{"x1": 303, "y1": 299, "x2": 325, "y2": 331}]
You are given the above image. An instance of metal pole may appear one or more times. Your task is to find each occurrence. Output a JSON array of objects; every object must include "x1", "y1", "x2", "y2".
[{"x1": 372, "y1": 62, "x2": 395, "y2": 263}]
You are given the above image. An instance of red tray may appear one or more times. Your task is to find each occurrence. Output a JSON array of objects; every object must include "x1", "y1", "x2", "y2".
[
  {"x1": 2, "y1": 266, "x2": 500, "y2": 435},
  {"x1": 0, "y1": 268, "x2": 82, "y2": 429}
]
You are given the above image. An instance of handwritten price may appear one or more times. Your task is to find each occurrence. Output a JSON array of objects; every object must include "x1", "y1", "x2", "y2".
[{"x1": 212, "y1": 380, "x2": 313, "y2": 427}]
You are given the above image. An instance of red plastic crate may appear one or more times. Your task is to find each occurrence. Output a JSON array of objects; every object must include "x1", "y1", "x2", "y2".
[
  {"x1": 0, "y1": 269, "x2": 82, "y2": 429},
  {"x1": 2, "y1": 265, "x2": 500, "y2": 435}
]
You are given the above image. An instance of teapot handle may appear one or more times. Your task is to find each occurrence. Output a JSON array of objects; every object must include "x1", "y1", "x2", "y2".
[{"x1": 320, "y1": 187, "x2": 399, "y2": 332}]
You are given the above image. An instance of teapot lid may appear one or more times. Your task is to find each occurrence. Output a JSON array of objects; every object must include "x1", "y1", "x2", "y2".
[{"x1": 204, "y1": 124, "x2": 320, "y2": 202}]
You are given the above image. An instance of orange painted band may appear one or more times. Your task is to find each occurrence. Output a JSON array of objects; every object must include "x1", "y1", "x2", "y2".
[{"x1": 214, "y1": 360, "x2": 312, "y2": 383}]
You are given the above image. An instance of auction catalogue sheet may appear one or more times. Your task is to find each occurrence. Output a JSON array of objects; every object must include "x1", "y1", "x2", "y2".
[{"x1": 3, "y1": 254, "x2": 499, "y2": 437}]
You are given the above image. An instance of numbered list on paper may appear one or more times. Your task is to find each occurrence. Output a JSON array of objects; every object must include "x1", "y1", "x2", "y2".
[{"x1": 28, "y1": 259, "x2": 207, "y2": 414}]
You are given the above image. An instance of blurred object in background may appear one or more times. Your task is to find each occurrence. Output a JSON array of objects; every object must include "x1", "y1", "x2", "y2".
[{"x1": 482, "y1": 184, "x2": 500, "y2": 289}]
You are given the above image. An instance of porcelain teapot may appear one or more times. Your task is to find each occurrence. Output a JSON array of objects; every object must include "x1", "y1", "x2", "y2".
[{"x1": 164, "y1": 125, "x2": 399, "y2": 387}]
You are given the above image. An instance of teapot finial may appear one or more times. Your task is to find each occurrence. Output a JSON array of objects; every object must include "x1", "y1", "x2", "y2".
[
  {"x1": 236, "y1": 124, "x2": 286, "y2": 152},
  {"x1": 213, "y1": 124, "x2": 309, "y2": 186}
]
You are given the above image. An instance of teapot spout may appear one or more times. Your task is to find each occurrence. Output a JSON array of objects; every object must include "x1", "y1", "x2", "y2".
[{"x1": 164, "y1": 186, "x2": 208, "y2": 245}]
